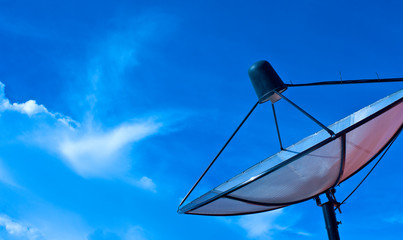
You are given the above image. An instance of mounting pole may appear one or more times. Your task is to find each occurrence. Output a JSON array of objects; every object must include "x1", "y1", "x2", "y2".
[
  {"x1": 322, "y1": 201, "x2": 340, "y2": 240},
  {"x1": 316, "y1": 190, "x2": 341, "y2": 240}
]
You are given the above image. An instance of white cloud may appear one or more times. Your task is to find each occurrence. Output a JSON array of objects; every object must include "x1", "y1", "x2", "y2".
[
  {"x1": 137, "y1": 176, "x2": 156, "y2": 192},
  {"x1": 4, "y1": 99, "x2": 48, "y2": 116},
  {"x1": 0, "y1": 82, "x2": 43, "y2": 116},
  {"x1": 0, "y1": 80, "x2": 165, "y2": 190},
  {"x1": 126, "y1": 176, "x2": 157, "y2": 193},
  {"x1": 0, "y1": 214, "x2": 43, "y2": 240},
  {"x1": 236, "y1": 209, "x2": 312, "y2": 239},
  {"x1": 1, "y1": 80, "x2": 166, "y2": 190},
  {"x1": 0, "y1": 82, "x2": 78, "y2": 128},
  {"x1": 58, "y1": 120, "x2": 162, "y2": 178},
  {"x1": 238, "y1": 209, "x2": 284, "y2": 239},
  {"x1": 295, "y1": 231, "x2": 312, "y2": 236}
]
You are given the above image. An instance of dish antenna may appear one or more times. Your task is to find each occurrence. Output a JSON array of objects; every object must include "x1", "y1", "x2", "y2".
[{"x1": 178, "y1": 60, "x2": 403, "y2": 239}]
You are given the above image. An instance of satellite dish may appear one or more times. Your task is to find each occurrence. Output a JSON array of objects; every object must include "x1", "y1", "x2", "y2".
[{"x1": 178, "y1": 60, "x2": 403, "y2": 240}]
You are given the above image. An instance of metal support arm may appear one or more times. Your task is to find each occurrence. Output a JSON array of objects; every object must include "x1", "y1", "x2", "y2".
[
  {"x1": 286, "y1": 78, "x2": 403, "y2": 87},
  {"x1": 271, "y1": 103, "x2": 284, "y2": 150},
  {"x1": 178, "y1": 101, "x2": 259, "y2": 209},
  {"x1": 274, "y1": 91, "x2": 335, "y2": 137}
]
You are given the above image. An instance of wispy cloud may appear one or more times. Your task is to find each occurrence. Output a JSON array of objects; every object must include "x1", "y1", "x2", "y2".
[
  {"x1": 88, "y1": 225, "x2": 148, "y2": 240},
  {"x1": 384, "y1": 215, "x2": 403, "y2": 225},
  {"x1": 58, "y1": 120, "x2": 162, "y2": 179},
  {"x1": 125, "y1": 225, "x2": 147, "y2": 240},
  {"x1": 238, "y1": 209, "x2": 284, "y2": 239},
  {"x1": 20, "y1": 201, "x2": 91, "y2": 240},
  {"x1": 236, "y1": 209, "x2": 311, "y2": 240},
  {"x1": 82, "y1": 14, "x2": 173, "y2": 113},
  {"x1": 0, "y1": 214, "x2": 43, "y2": 240},
  {"x1": 0, "y1": 159, "x2": 19, "y2": 188},
  {"x1": 126, "y1": 176, "x2": 157, "y2": 193}
]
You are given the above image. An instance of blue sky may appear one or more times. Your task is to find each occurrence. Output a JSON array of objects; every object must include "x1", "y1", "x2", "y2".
[{"x1": 0, "y1": 0, "x2": 402, "y2": 239}]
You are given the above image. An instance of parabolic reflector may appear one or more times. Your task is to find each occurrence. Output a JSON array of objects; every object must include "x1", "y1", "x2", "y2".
[{"x1": 179, "y1": 89, "x2": 403, "y2": 216}]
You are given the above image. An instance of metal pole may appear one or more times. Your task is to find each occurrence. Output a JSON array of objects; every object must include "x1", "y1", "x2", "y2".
[
  {"x1": 322, "y1": 201, "x2": 341, "y2": 240},
  {"x1": 285, "y1": 78, "x2": 403, "y2": 87}
]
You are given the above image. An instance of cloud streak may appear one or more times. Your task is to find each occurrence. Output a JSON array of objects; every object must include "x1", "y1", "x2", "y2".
[
  {"x1": 237, "y1": 209, "x2": 311, "y2": 239},
  {"x1": 238, "y1": 209, "x2": 284, "y2": 239},
  {"x1": 0, "y1": 159, "x2": 19, "y2": 188},
  {"x1": 126, "y1": 176, "x2": 157, "y2": 193},
  {"x1": 384, "y1": 215, "x2": 403, "y2": 225},
  {"x1": 59, "y1": 120, "x2": 162, "y2": 178},
  {"x1": 88, "y1": 225, "x2": 148, "y2": 240}
]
